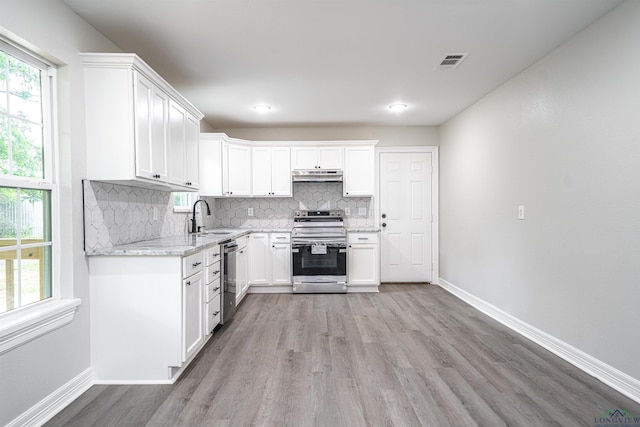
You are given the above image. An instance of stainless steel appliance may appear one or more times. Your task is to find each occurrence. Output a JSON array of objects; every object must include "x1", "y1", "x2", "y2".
[
  {"x1": 222, "y1": 240, "x2": 238, "y2": 323},
  {"x1": 291, "y1": 210, "x2": 347, "y2": 293},
  {"x1": 292, "y1": 170, "x2": 343, "y2": 182}
]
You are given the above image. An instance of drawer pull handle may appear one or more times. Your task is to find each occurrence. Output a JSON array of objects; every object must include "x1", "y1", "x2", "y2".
[
  {"x1": 187, "y1": 281, "x2": 191, "y2": 286},
  {"x1": 212, "y1": 270, "x2": 220, "y2": 275},
  {"x1": 213, "y1": 311, "x2": 220, "y2": 316},
  {"x1": 192, "y1": 261, "x2": 202, "y2": 267},
  {"x1": 358, "y1": 237, "x2": 368, "y2": 240},
  {"x1": 212, "y1": 287, "x2": 220, "y2": 292}
]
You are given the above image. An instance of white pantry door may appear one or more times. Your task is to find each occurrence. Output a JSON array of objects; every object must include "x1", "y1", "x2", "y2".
[{"x1": 379, "y1": 152, "x2": 433, "y2": 282}]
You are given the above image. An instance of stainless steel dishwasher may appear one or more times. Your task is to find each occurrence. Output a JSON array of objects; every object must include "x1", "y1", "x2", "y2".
[{"x1": 222, "y1": 240, "x2": 238, "y2": 324}]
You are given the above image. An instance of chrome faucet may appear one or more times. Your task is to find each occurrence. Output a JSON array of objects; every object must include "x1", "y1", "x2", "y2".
[{"x1": 191, "y1": 199, "x2": 211, "y2": 233}]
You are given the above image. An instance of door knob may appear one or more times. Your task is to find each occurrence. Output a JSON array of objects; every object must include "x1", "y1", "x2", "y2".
[{"x1": 381, "y1": 213, "x2": 387, "y2": 218}]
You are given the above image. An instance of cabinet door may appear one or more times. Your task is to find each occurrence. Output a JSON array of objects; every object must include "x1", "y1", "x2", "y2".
[
  {"x1": 271, "y1": 243, "x2": 292, "y2": 285},
  {"x1": 318, "y1": 147, "x2": 343, "y2": 169},
  {"x1": 344, "y1": 146, "x2": 374, "y2": 196},
  {"x1": 348, "y1": 244, "x2": 379, "y2": 285},
  {"x1": 270, "y1": 147, "x2": 292, "y2": 196},
  {"x1": 134, "y1": 73, "x2": 154, "y2": 180},
  {"x1": 184, "y1": 113, "x2": 200, "y2": 189},
  {"x1": 226, "y1": 143, "x2": 251, "y2": 196},
  {"x1": 168, "y1": 99, "x2": 187, "y2": 185},
  {"x1": 251, "y1": 147, "x2": 272, "y2": 196},
  {"x1": 199, "y1": 137, "x2": 223, "y2": 196},
  {"x1": 249, "y1": 233, "x2": 270, "y2": 285},
  {"x1": 183, "y1": 271, "x2": 204, "y2": 361},
  {"x1": 291, "y1": 147, "x2": 318, "y2": 170},
  {"x1": 150, "y1": 87, "x2": 169, "y2": 181}
]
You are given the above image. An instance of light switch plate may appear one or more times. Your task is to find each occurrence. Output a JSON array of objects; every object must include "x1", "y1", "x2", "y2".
[
  {"x1": 248, "y1": 207, "x2": 254, "y2": 217},
  {"x1": 344, "y1": 207, "x2": 351, "y2": 216},
  {"x1": 518, "y1": 205, "x2": 525, "y2": 220}
]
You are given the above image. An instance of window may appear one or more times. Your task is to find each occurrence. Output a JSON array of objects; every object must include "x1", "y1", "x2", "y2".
[
  {"x1": 173, "y1": 191, "x2": 196, "y2": 212},
  {"x1": 0, "y1": 39, "x2": 53, "y2": 315}
]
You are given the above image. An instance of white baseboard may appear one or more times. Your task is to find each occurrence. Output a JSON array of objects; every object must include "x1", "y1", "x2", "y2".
[
  {"x1": 347, "y1": 285, "x2": 379, "y2": 293},
  {"x1": 8, "y1": 367, "x2": 94, "y2": 427},
  {"x1": 437, "y1": 278, "x2": 640, "y2": 404}
]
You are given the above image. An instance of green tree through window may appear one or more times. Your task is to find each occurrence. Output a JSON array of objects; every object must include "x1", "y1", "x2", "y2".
[{"x1": 0, "y1": 42, "x2": 53, "y2": 314}]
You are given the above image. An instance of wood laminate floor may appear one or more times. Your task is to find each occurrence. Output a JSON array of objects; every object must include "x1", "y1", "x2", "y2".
[{"x1": 46, "y1": 284, "x2": 640, "y2": 427}]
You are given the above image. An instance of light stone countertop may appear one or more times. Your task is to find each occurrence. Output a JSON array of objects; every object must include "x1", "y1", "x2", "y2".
[{"x1": 86, "y1": 227, "x2": 379, "y2": 257}]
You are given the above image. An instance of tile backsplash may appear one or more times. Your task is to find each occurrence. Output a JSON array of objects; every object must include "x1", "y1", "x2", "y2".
[
  {"x1": 83, "y1": 181, "x2": 194, "y2": 251},
  {"x1": 83, "y1": 181, "x2": 373, "y2": 251},
  {"x1": 209, "y1": 183, "x2": 373, "y2": 229}
]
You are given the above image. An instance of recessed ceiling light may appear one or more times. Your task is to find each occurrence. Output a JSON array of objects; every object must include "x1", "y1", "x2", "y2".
[
  {"x1": 252, "y1": 104, "x2": 272, "y2": 113},
  {"x1": 388, "y1": 103, "x2": 408, "y2": 112}
]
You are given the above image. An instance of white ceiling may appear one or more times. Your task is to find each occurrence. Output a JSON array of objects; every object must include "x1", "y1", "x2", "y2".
[{"x1": 63, "y1": 0, "x2": 622, "y2": 129}]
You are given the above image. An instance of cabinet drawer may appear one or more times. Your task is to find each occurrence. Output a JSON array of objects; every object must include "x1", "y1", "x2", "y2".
[
  {"x1": 206, "y1": 276, "x2": 221, "y2": 302},
  {"x1": 206, "y1": 293, "x2": 221, "y2": 333},
  {"x1": 237, "y1": 235, "x2": 249, "y2": 250},
  {"x1": 270, "y1": 233, "x2": 291, "y2": 243},
  {"x1": 206, "y1": 260, "x2": 221, "y2": 284},
  {"x1": 348, "y1": 233, "x2": 378, "y2": 244},
  {"x1": 183, "y1": 251, "x2": 204, "y2": 278},
  {"x1": 205, "y1": 245, "x2": 221, "y2": 266}
]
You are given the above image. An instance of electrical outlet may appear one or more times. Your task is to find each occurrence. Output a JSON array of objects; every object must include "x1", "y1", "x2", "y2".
[
  {"x1": 358, "y1": 207, "x2": 367, "y2": 216},
  {"x1": 518, "y1": 205, "x2": 525, "y2": 220},
  {"x1": 153, "y1": 207, "x2": 158, "y2": 221},
  {"x1": 344, "y1": 207, "x2": 351, "y2": 216},
  {"x1": 248, "y1": 207, "x2": 254, "y2": 217}
]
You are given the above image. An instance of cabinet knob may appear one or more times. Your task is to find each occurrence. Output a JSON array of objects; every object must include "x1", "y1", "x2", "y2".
[
  {"x1": 382, "y1": 213, "x2": 387, "y2": 218},
  {"x1": 187, "y1": 281, "x2": 191, "y2": 286},
  {"x1": 382, "y1": 223, "x2": 387, "y2": 227}
]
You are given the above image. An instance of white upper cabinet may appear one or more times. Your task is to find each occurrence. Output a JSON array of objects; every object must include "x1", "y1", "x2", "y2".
[
  {"x1": 168, "y1": 99, "x2": 200, "y2": 189},
  {"x1": 198, "y1": 135, "x2": 223, "y2": 196},
  {"x1": 223, "y1": 142, "x2": 252, "y2": 196},
  {"x1": 252, "y1": 147, "x2": 291, "y2": 197},
  {"x1": 291, "y1": 146, "x2": 343, "y2": 170},
  {"x1": 82, "y1": 53, "x2": 203, "y2": 191},
  {"x1": 344, "y1": 146, "x2": 375, "y2": 197}
]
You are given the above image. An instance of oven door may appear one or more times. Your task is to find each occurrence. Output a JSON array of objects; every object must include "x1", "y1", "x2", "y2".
[{"x1": 292, "y1": 241, "x2": 347, "y2": 285}]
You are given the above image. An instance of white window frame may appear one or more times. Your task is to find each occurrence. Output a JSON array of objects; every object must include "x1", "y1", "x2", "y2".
[
  {"x1": 0, "y1": 36, "x2": 79, "y2": 355},
  {"x1": 173, "y1": 191, "x2": 197, "y2": 213}
]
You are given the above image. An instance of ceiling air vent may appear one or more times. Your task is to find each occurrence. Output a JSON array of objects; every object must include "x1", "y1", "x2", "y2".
[{"x1": 435, "y1": 53, "x2": 469, "y2": 70}]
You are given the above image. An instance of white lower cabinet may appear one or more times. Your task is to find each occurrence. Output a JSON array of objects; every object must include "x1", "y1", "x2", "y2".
[
  {"x1": 89, "y1": 248, "x2": 213, "y2": 383},
  {"x1": 183, "y1": 270, "x2": 204, "y2": 362},
  {"x1": 347, "y1": 232, "x2": 380, "y2": 289},
  {"x1": 249, "y1": 232, "x2": 291, "y2": 289}
]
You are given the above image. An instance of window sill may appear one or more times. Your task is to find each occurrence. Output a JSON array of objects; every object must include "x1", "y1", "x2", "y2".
[{"x1": 0, "y1": 298, "x2": 81, "y2": 355}]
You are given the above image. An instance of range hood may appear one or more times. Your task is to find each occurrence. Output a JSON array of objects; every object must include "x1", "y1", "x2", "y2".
[{"x1": 292, "y1": 170, "x2": 343, "y2": 182}]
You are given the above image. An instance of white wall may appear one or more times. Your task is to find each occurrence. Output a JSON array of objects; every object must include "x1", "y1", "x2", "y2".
[
  {"x1": 219, "y1": 126, "x2": 439, "y2": 147},
  {"x1": 439, "y1": 0, "x2": 640, "y2": 382},
  {"x1": 0, "y1": 1, "x2": 120, "y2": 424}
]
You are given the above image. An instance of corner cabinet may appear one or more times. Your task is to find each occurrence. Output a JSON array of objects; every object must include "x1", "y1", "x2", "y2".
[
  {"x1": 249, "y1": 232, "x2": 292, "y2": 291},
  {"x1": 81, "y1": 53, "x2": 203, "y2": 191}
]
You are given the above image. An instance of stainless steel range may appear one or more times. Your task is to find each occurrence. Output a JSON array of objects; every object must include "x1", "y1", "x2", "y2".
[{"x1": 291, "y1": 210, "x2": 347, "y2": 293}]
